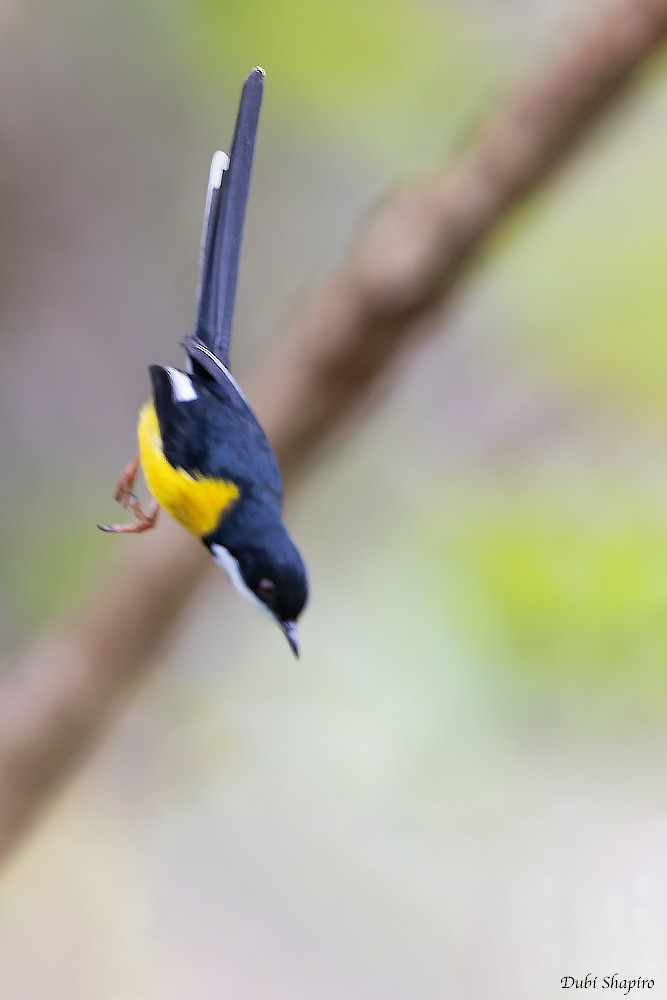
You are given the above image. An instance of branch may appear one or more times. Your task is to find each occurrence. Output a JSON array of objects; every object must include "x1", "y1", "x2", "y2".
[{"x1": 2, "y1": 0, "x2": 667, "y2": 859}]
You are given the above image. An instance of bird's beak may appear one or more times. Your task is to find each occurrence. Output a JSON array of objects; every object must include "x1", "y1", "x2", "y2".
[{"x1": 281, "y1": 620, "x2": 299, "y2": 658}]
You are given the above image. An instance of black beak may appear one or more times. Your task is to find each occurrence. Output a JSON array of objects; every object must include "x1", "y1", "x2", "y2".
[{"x1": 281, "y1": 620, "x2": 299, "y2": 658}]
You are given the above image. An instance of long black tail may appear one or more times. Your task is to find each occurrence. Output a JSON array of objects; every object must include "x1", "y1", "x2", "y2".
[{"x1": 193, "y1": 67, "x2": 264, "y2": 369}]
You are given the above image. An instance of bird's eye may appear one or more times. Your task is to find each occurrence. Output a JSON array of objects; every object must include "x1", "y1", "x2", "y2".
[{"x1": 257, "y1": 578, "x2": 276, "y2": 603}]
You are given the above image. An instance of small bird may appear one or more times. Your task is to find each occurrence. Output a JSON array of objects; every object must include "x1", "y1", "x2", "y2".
[{"x1": 99, "y1": 68, "x2": 308, "y2": 656}]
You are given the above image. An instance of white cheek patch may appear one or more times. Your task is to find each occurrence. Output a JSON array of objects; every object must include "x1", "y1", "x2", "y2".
[
  {"x1": 165, "y1": 366, "x2": 198, "y2": 402},
  {"x1": 211, "y1": 544, "x2": 267, "y2": 615}
]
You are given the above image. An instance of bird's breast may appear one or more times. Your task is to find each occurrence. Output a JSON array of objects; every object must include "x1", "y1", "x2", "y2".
[{"x1": 137, "y1": 399, "x2": 240, "y2": 537}]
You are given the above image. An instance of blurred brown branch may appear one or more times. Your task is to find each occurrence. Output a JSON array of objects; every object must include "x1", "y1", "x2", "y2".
[{"x1": 2, "y1": 0, "x2": 667, "y2": 861}]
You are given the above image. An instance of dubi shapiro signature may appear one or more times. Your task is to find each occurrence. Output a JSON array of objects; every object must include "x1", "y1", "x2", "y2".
[{"x1": 561, "y1": 975, "x2": 654, "y2": 995}]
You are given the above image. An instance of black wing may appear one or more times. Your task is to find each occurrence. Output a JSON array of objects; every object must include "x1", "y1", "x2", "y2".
[
  {"x1": 150, "y1": 366, "x2": 207, "y2": 473},
  {"x1": 149, "y1": 365, "x2": 283, "y2": 502},
  {"x1": 181, "y1": 334, "x2": 247, "y2": 397},
  {"x1": 193, "y1": 67, "x2": 265, "y2": 369}
]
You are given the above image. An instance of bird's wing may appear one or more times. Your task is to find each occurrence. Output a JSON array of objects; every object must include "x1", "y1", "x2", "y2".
[
  {"x1": 149, "y1": 364, "x2": 283, "y2": 501},
  {"x1": 181, "y1": 334, "x2": 247, "y2": 402},
  {"x1": 193, "y1": 67, "x2": 265, "y2": 370},
  {"x1": 149, "y1": 366, "x2": 206, "y2": 472}
]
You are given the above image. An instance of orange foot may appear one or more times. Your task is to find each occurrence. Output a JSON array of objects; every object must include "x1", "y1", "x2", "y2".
[{"x1": 97, "y1": 456, "x2": 160, "y2": 534}]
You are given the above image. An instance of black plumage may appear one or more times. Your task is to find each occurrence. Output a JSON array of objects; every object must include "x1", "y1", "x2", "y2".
[
  {"x1": 149, "y1": 362, "x2": 282, "y2": 504},
  {"x1": 102, "y1": 68, "x2": 308, "y2": 655},
  {"x1": 195, "y1": 67, "x2": 264, "y2": 367}
]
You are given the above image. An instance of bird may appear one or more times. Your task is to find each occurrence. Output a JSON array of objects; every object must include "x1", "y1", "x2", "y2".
[{"x1": 98, "y1": 67, "x2": 308, "y2": 657}]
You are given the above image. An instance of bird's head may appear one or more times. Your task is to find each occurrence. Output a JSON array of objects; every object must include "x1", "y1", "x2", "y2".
[{"x1": 204, "y1": 511, "x2": 308, "y2": 656}]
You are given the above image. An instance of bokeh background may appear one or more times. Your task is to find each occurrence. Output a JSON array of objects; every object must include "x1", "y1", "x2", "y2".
[{"x1": 2, "y1": 0, "x2": 667, "y2": 996}]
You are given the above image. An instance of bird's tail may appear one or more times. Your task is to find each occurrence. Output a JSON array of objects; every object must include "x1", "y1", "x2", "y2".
[{"x1": 193, "y1": 67, "x2": 265, "y2": 369}]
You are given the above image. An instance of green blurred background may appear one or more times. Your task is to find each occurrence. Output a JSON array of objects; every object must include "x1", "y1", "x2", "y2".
[{"x1": 2, "y1": 0, "x2": 667, "y2": 996}]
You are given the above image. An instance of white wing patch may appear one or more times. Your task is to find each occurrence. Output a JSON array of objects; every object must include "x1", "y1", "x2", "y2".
[{"x1": 165, "y1": 366, "x2": 198, "y2": 402}]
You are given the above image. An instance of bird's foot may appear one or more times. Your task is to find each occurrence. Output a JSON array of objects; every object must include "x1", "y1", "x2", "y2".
[{"x1": 97, "y1": 457, "x2": 159, "y2": 534}]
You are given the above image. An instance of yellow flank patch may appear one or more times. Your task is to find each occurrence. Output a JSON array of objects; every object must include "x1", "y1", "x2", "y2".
[{"x1": 137, "y1": 400, "x2": 240, "y2": 538}]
